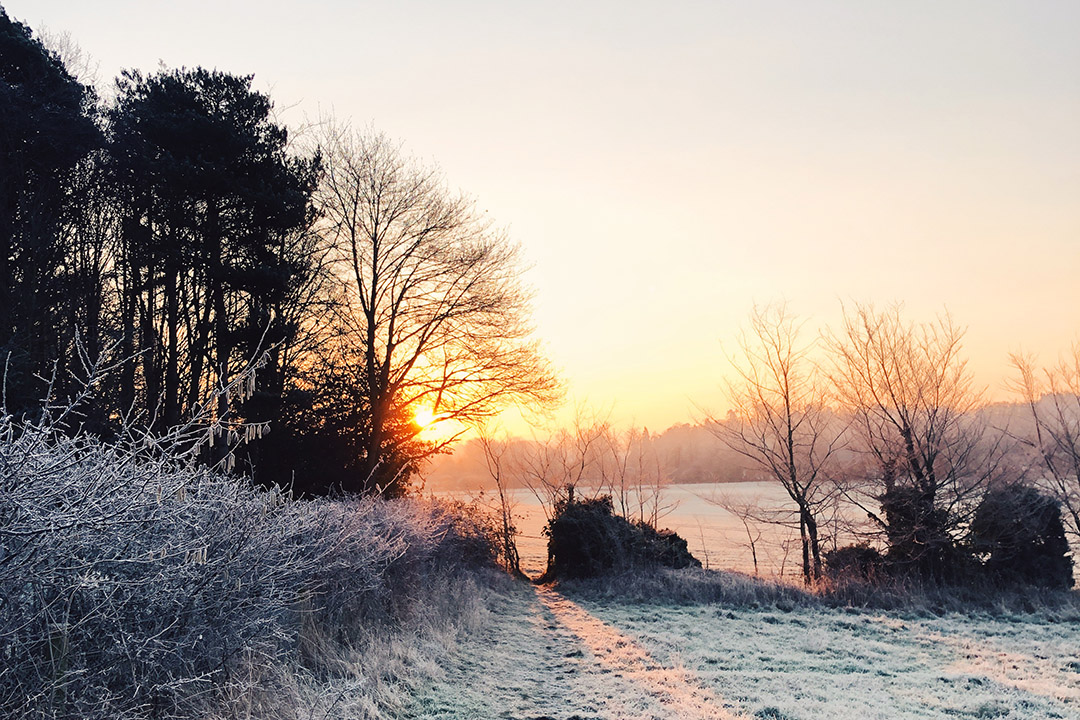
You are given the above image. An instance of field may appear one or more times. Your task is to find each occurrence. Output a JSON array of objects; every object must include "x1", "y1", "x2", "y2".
[
  {"x1": 419, "y1": 483, "x2": 1080, "y2": 718},
  {"x1": 407, "y1": 577, "x2": 1080, "y2": 720}
]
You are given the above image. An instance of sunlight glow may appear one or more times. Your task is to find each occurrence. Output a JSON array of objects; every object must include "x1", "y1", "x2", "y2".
[
  {"x1": 412, "y1": 405, "x2": 459, "y2": 442},
  {"x1": 10, "y1": 0, "x2": 1080, "y2": 435},
  {"x1": 412, "y1": 405, "x2": 441, "y2": 430}
]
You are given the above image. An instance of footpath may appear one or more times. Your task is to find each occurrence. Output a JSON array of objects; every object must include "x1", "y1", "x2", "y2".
[{"x1": 403, "y1": 582, "x2": 746, "y2": 720}]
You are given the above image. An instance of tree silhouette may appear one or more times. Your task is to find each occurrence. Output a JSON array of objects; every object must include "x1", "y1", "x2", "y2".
[
  {"x1": 711, "y1": 303, "x2": 842, "y2": 584},
  {"x1": 0, "y1": 8, "x2": 101, "y2": 415},
  {"x1": 825, "y1": 304, "x2": 1005, "y2": 581},
  {"x1": 317, "y1": 127, "x2": 560, "y2": 495},
  {"x1": 108, "y1": 67, "x2": 317, "y2": 438},
  {"x1": 971, "y1": 484, "x2": 1073, "y2": 588}
]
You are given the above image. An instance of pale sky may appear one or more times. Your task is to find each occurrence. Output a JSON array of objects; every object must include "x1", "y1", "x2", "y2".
[{"x1": 9, "y1": 0, "x2": 1080, "y2": 433}]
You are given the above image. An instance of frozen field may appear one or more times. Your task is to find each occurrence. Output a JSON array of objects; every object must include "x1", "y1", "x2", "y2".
[{"x1": 406, "y1": 580, "x2": 1080, "y2": 720}]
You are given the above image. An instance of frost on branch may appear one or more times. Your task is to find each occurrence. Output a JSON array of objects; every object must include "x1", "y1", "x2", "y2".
[{"x1": 0, "y1": 389, "x2": 498, "y2": 719}]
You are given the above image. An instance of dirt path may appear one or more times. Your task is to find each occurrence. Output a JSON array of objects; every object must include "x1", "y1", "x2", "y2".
[{"x1": 404, "y1": 583, "x2": 746, "y2": 720}]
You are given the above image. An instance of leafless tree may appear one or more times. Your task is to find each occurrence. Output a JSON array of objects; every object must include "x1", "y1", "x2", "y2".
[
  {"x1": 317, "y1": 125, "x2": 561, "y2": 494},
  {"x1": 825, "y1": 303, "x2": 1009, "y2": 580},
  {"x1": 476, "y1": 428, "x2": 526, "y2": 578},
  {"x1": 514, "y1": 409, "x2": 610, "y2": 522},
  {"x1": 1010, "y1": 348, "x2": 1080, "y2": 542},
  {"x1": 509, "y1": 405, "x2": 676, "y2": 529},
  {"x1": 702, "y1": 490, "x2": 774, "y2": 575},
  {"x1": 38, "y1": 27, "x2": 101, "y2": 91},
  {"x1": 598, "y1": 426, "x2": 675, "y2": 527},
  {"x1": 709, "y1": 303, "x2": 843, "y2": 583}
]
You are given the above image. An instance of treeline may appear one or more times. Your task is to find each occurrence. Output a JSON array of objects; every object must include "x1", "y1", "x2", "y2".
[
  {"x1": 715, "y1": 303, "x2": 1078, "y2": 590},
  {"x1": 0, "y1": 8, "x2": 557, "y2": 496},
  {"x1": 425, "y1": 423, "x2": 760, "y2": 492},
  {"x1": 454, "y1": 305, "x2": 1079, "y2": 593}
]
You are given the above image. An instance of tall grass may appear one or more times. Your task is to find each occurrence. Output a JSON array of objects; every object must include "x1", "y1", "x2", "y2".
[{"x1": 0, "y1": 413, "x2": 501, "y2": 719}]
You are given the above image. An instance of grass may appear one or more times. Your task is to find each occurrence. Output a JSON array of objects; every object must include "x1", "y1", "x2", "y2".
[
  {"x1": 545, "y1": 569, "x2": 1080, "y2": 719},
  {"x1": 573, "y1": 592, "x2": 1080, "y2": 719},
  {"x1": 402, "y1": 566, "x2": 1080, "y2": 719},
  {"x1": 555, "y1": 566, "x2": 1080, "y2": 620}
]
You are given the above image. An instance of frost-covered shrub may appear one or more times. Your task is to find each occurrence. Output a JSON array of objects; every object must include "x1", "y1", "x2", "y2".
[
  {"x1": 0, "y1": 423, "x2": 304, "y2": 718},
  {"x1": 970, "y1": 484, "x2": 1074, "y2": 589},
  {"x1": 298, "y1": 496, "x2": 499, "y2": 653},
  {"x1": 0, "y1": 415, "x2": 497, "y2": 719},
  {"x1": 540, "y1": 496, "x2": 699, "y2": 580}
]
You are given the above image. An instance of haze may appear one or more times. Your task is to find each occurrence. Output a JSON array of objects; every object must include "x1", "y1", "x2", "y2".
[{"x1": 13, "y1": 0, "x2": 1078, "y2": 432}]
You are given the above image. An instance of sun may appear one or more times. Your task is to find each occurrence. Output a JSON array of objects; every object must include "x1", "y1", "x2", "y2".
[
  {"x1": 410, "y1": 404, "x2": 460, "y2": 441},
  {"x1": 412, "y1": 405, "x2": 440, "y2": 430}
]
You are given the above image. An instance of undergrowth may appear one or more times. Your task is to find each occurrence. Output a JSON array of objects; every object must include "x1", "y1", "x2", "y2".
[{"x1": 0, "y1": 414, "x2": 504, "y2": 719}]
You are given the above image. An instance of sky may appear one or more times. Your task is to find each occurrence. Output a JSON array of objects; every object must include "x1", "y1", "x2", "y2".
[{"x1": 8, "y1": 0, "x2": 1080, "y2": 434}]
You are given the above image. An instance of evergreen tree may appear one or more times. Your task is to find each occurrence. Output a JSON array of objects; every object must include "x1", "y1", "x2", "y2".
[
  {"x1": 0, "y1": 8, "x2": 101, "y2": 415},
  {"x1": 970, "y1": 484, "x2": 1074, "y2": 589},
  {"x1": 107, "y1": 67, "x2": 317, "y2": 436}
]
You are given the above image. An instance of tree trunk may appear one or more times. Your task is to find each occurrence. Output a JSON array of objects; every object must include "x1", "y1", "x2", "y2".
[
  {"x1": 800, "y1": 513, "x2": 811, "y2": 584},
  {"x1": 804, "y1": 508, "x2": 822, "y2": 581},
  {"x1": 207, "y1": 200, "x2": 230, "y2": 466},
  {"x1": 163, "y1": 261, "x2": 179, "y2": 429},
  {"x1": 119, "y1": 238, "x2": 137, "y2": 419},
  {"x1": 139, "y1": 268, "x2": 159, "y2": 426}
]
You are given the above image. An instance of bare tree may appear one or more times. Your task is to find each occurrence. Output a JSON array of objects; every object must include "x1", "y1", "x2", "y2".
[
  {"x1": 1010, "y1": 348, "x2": 1080, "y2": 542},
  {"x1": 476, "y1": 427, "x2": 526, "y2": 578},
  {"x1": 700, "y1": 489, "x2": 773, "y2": 575},
  {"x1": 825, "y1": 304, "x2": 1008, "y2": 580},
  {"x1": 508, "y1": 406, "x2": 676, "y2": 529},
  {"x1": 598, "y1": 426, "x2": 674, "y2": 527},
  {"x1": 38, "y1": 27, "x2": 101, "y2": 90},
  {"x1": 317, "y1": 125, "x2": 561, "y2": 495},
  {"x1": 514, "y1": 409, "x2": 610, "y2": 522},
  {"x1": 710, "y1": 303, "x2": 842, "y2": 584}
]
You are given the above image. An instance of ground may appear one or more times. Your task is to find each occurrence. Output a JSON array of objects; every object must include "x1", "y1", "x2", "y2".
[{"x1": 405, "y1": 581, "x2": 1080, "y2": 720}]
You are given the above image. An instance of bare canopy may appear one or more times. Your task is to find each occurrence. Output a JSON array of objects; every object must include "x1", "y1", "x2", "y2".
[
  {"x1": 709, "y1": 303, "x2": 842, "y2": 583},
  {"x1": 824, "y1": 303, "x2": 1007, "y2": 580},
  {"x1": 317, "y1": 126, "x2": 561, "y2": 494}
]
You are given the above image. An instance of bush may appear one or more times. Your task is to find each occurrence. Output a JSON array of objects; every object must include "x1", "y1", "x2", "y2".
[
  {"x1": 539, "y1": 495, "x2": 699, "y2": 581},
  {"x1": 825, "y1": 543, "x2": 885, "y2": 583},
  {"x1": 879, "y1": 485, "x2": 968, "y2": 582},
  {"x1": 0, "y1": 415, "x2": 498, "y2": 719},
  {"x1": 970, "y1": 484, "x2": 1074, "y2": 589}
]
